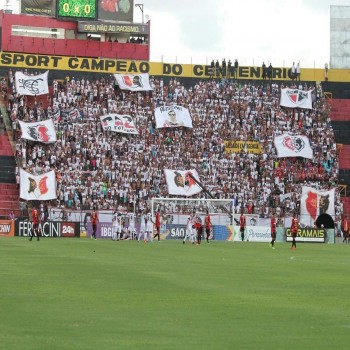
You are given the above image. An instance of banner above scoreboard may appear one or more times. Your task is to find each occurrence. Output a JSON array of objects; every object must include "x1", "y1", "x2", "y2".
[
  {"x1": 21, "y1": 0, "x2": 56, "y2": 17},
  {"x1": 98, "y1": 0, "x2": 134, "y2": 22},
  {"x1": 78, "y1": 21, "x2": 149, "y2": 35}
]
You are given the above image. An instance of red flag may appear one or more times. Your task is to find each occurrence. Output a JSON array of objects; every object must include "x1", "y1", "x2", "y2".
[{"x1": 305, "y1": 191, "x2": 317, "y2": 220}]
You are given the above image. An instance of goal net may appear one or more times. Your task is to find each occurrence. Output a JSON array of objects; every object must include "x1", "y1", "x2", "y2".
[{"x1": 150, "y1": 197, "x2": 235, "y2": 240}]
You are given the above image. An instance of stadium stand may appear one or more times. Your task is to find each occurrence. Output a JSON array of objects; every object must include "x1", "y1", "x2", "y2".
[
  {"x1": 327, "y1": 83, "x2": 350, "y2": 221},
  {"x1": 0, "y1": 70, "x2": 343, "y2": 224}
]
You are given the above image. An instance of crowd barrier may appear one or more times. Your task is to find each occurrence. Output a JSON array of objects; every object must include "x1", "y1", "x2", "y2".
[{"x1": 0, "y1": 219, "x2": 334, "y2": 243}]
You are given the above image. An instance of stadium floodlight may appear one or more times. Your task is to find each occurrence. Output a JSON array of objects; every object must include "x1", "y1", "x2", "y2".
[{"x1": 135, "y1": 3, "x2": 144, "y2": 23}]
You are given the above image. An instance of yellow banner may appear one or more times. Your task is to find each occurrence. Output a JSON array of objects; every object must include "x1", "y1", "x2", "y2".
[
  {"x1": 224, "y1": 141, "x2": 262, "y2": 154},
  {"x1": 1, "y1": 51, "x2": 350, "y2": 81}
]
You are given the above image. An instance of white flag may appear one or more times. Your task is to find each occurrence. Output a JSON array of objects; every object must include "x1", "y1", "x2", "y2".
[
  {"x1": 155, "y1": 105, "x2": 193, "y2": 128},
  {"x1": 274, "y1": 134, "x2": 313, "y2": 159},
  {"x1": 15, "y1": 71, "x2": 49, "y2": 96},
  {"x1": 20, "y1": 169, "x2": 57, "y2": 201},
  {"x1": 114, "y1": 73, "x2": 153, "y2": 91},
  {"x1": 300, "y1": 186, "x2": 335, "y2": 227},
  {"x1": 164, "y1": 169, "x2": 202, "y2": 197},
  {"x1": 280, "y1": 88, "x2": 312, "y2": 109},
  {"x1": 100, "y1": 114, "x2": 138, "y2": 134},
  {"x1": 19, "y1": 119, "x2": 56, "y2": 143},
  {"x1": 19, "y1": 119, "x2": 57, "y2": 143}
]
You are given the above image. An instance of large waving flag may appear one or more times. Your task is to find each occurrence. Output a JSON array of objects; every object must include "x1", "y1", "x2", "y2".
[
  {"x1": 300, "y1": 186, "x2": 335, "y2": 227},
  {"x1": 155, "y1": 105, "x2": 193, "y2": 128},
  {"x1": 164, "y1": 169, "x2": 202, "y2": 197},
  {"x1": 19, "y1": 119, "x2": 57, "y2": 143},
  {"x1": 274, "y1": 134, "x2": 313, "y2": 159},
  {"x1": 15, "y1": 71, "x2": 49, "y2": 96},
  {"x1": 20, "y1": 169, "x2": 57, "y2": 201},
  {"x1": 280, "y1": 88, "x2": 312, "y2": 109},
  {"x1": 114, "y1": 73, "x2": 153, "y2": 91},
  {"x1": 100, "y1": 114, "x2": 138, "y2": 134}
]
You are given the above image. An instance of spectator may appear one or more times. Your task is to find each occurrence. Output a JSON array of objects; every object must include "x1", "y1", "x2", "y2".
[
  {"x1": 291, "y1": 62, "x2": 297, "y2": 81},
  {"x1": 222, "y1": 58, "x2": 227, "y2": 78},
  {"x1": 215, "y1": 60, "x2": 220, "y2": 77},
  {"x1": 9, "y1": 210, "x2": 15, "y2": 220},
  {"x1": 262, "y1": 62, "x2": 267, "y2": 80},
  {"x1": 227, "y1": 59, "x2": 232, "y2": 79},
  {"x1": 296, "y1": 62, "x2": 301, "y2": 81},
  {"x1": 267, "y1": 63, "x2": 273, "y2": 81},
  {"x1": 234, "y1": 59, "x2": 239, "y2": 79}
]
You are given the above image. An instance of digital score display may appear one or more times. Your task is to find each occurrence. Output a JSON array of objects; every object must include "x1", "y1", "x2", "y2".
[{"x1": 57, "y1": 0, "x2": 97, "y2": 20}]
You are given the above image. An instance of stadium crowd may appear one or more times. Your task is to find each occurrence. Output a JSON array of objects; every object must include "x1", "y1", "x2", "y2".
[{"x1": 4, "y1": 69, "x2": 342, "y2": 223}]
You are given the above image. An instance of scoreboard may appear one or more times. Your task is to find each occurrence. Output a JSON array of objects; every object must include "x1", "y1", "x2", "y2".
[{"x1": 57, "y1": 0, "x2": 97, "y2": 20}]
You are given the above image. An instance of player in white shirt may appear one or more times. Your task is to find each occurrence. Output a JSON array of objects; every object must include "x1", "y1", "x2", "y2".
[
  {"x1": 138, "y1": 211, "x2": 148, "y2": 242},
  {"x1": 112, "y1": 211, "x2": 122, "y2": 241},
  {"x1": 128, "y1": 212, "x2": 137, "y2": 240},
  {"x1": 146, "y1": 212, "x2": 153, "y2": 242},
  {"x1": 183, "y1": 213, "x2": 196, "y2": 244}
]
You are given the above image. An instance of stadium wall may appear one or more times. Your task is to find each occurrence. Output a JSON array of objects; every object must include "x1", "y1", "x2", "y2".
[{"x1": 2, "y1": 51, "x2": 350, "y2": 82}]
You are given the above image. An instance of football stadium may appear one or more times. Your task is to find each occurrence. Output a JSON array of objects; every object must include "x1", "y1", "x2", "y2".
[{"x1": 1, "y1": 1, "x2": 350, "y2": 349}]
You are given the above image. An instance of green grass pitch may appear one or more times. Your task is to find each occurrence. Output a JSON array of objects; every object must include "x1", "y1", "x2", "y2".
[{"x1": 1, "y1": 238, "x2": 349, "y2": 350}]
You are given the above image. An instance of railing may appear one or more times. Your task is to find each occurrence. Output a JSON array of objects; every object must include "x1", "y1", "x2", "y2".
[
  {"x1": 337, "y1": 143, "x2": 343, "y2": 157},
  {"x1": 0, "y1": 91, "x2": 16, "y2": 155},
  {"x1": 324, "y1": 91, "x2": 333, "y2": 110},
  {"x1": 324, "y1": 92, "x2": 333, "y2": 101},
  {"x1": 338, "y1": 184, "x2": 347, "y2": 197}
]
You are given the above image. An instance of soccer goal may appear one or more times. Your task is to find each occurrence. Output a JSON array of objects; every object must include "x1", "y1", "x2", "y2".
[{"x1": 151, "y1": 197, "x2": 236, "y2": 240}]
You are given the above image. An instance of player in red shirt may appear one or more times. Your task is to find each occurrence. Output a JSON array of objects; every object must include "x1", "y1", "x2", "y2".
[
  {"x1": 29, "y1": 206, "x2": 40, "y2": 241},
  {"x1": 341, "y1": 216, "x2": 349, "y2": 244},
  {"x1": 240, "y1": 212, "x2": 246, "y2": 241},
  {"x1": 91, "y1": 208, "x2": 99, "y2": 240},
  {"x1": 270, "y1": 213, "x2": 276, "y2": 249},
  {"x1": 153, "y1": 209, "x2": 161, "y2": 241},
  {"x1": 291, "y1": 212, "x2": 298, "y2": 250},
  {"x1": 204, "y1": 210, "x2": 212, "y2": 243},
  {"x1": 193, "y1": 217, "x2": 203, "y2": 245}
]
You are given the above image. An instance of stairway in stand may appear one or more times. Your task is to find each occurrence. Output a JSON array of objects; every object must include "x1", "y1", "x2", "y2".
[
  {"x1": 0, "y1": 130, "x2": 22, "y2": 218},
  {"x1": 339, "y1": 145, "x2": 350, "y2": 170},
  {"x1": 0, "y1": 132, "x2": 14, "y2": 156},
  {"x1": 330, "y1": 98, "x2": 350, "y2": 219},
  {"x1": 0, "y1": 183, "x2": 21, "y2": 218},
  {"x1": 330, "y1": 99, "x2": 350, "y2": 121},
  {"x1": 342, "y1": 197, "x2": 350, "y2": 219}
]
